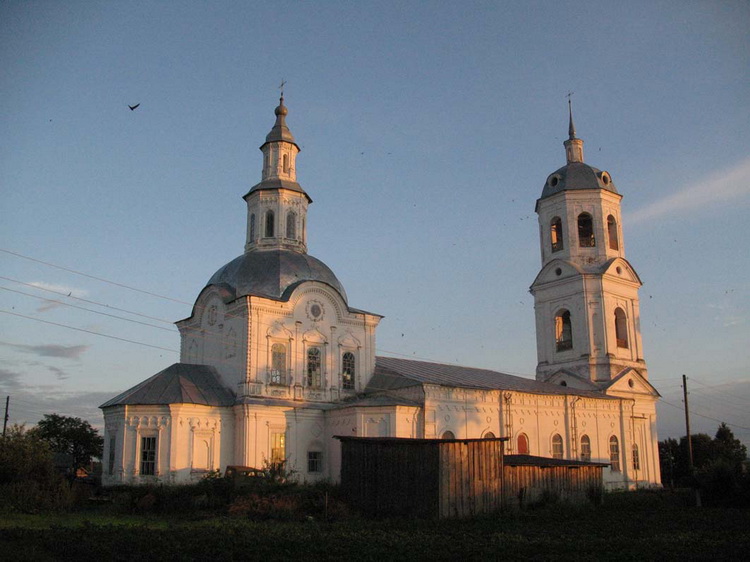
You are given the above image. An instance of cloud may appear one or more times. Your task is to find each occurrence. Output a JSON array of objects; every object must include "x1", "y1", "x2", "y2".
[
  {"x1": 27, "y1": 282, "x2": 88, "y2": 298},
  {"x1": 627, "y1": 156, "x2": 750, "y2": 225},
  {"x1": 37, "y1": 301, "x2": 64, "y2": 313},
  {"x1": 0, "y1": 341, "x2": 90, "y2": 359},
  {"x1": 0, "y1": 368, "x2": 23, "y2": 389},
  {"x1": 47, "y1": 366, "x2": 70, "y2": 380},
  {"x1": 24, "y1": 282, "x2": 88, "y2": 313}
]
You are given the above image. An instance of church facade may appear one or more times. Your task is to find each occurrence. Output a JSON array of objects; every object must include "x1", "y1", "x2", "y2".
[{"x1": 101, "y1": 99, "x2": 661, "y2": 489}]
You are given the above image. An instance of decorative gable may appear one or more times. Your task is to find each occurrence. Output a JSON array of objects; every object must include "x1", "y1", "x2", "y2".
[{"x1": 604, "y1": 368, "x2": 659, "y2": 398}]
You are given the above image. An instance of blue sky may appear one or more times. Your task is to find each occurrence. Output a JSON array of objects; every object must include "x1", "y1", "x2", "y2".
[{"x1": 1, "y1": 1, "x2": 749, "y2": 446}]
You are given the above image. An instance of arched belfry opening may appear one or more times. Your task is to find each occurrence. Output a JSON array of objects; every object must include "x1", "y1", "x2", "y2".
[
  {"x1": 577, "y1": 213, "x2": 595, "y2": 247},
  {"x1": 607, "y1": 215, "x2": 619, "y2": 251}
]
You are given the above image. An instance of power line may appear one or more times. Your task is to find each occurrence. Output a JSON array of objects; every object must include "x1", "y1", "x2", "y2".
[
  {"x1": 0, "y1": 286, "x2": 177, "y2": 333},
  {"x1": 659, "y1": 397, "x2": 750, "y2": 431},
  {"x1": 0, "y1": 248, "x2": 191, "y2": 305},
  {"x1": 0, "y1": 309, "x2": 179, "y2": 354},
  {"x1": 0, "y1": 275, "x2": 176, "y2": 325}
]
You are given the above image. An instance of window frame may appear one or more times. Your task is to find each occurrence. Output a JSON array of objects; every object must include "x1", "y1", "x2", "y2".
[
  {"x1": 306, "y1": 346, "x2": 323, "y2": 388},
  {"x1": 517, "y1": 433, "x2": 530, "y2": 454},
  {"x1": 550, "y1": 216, "x2": 564, "y2": 252},
  {"x1": 286, "y1": 211, "x2": 297, "y2": 240},
  {"x1": 555, "y1": 309, "x2": 573, "y2": 352},
  {"x1": 632, "y1": 443, "x2": 640, "y2": 472},
  {"x1": 140, "y1": 435, "x2": 157, "y2": 476},
  {"x1": 307, "y1": 451, "x2": 323, "y2": 473},
  {"x1": 108, "y1": 435, "x2": 116, "y2": 476},
  {"x1": 270, "y1": 431, "x2": 286, "y2": 465},
  {"x1": 552, "y1": 433, "x2": 564, "y2": 459},
  {"x1": 264, "y1": 210, "x2": 275, "y2": 238},
  {"x1": 580, "y1": 434, "x2": 591, "y2": 462},
  {"x1": 614, "y1": 307, "x2": 629, "y2": 349},
  {"x1": 609, "y1": 435, "x2": 620, "y2": 472},
  {"x1": 270, "y1": 342, "x2": 287, "y2": 385},
  {"x1": 607, "y1": 214, "x2": 619, "y2": 251},
  {"x1": 341, "y1": 351, "x2": 356, "y2": 390}
]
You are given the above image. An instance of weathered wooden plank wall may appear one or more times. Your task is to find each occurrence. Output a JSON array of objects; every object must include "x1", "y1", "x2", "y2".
[
  {"x1": 502, "y1": 465, "x2": 603, "y2": 508},
  {"x1": 339, "y1": 437, "x2": 505, "y2": 519}
]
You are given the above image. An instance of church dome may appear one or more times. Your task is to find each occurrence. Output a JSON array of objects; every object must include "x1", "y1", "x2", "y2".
[
  {"x1": 540, "y1": 162, "x2": 618, "y2": 200},
  {"x1": 206, "y1": 249, "x2": 348, "y2": 303}
]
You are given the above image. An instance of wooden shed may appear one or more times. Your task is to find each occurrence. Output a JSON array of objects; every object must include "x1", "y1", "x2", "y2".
[
  {"x1": 336, "y1": 436, "x2": 507, "y2": 519},
  {"x1": 503, "y1": 454, "x2": 607, "y2": 508}
]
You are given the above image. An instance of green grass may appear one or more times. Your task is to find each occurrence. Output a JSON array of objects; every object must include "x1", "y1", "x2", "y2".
[{"x1": 1, "y1": 491, "x2": 749, "y2": 561}]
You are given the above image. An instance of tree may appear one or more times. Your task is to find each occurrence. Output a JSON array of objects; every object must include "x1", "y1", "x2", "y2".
[
  {"x1": 0, "y1": 424, "x2": 72, "y2": 512},
  {"x1": 713, "y1": 422, "x2": 747, "y2": 468},
  {"x1": 32, "y1": 414, "x2": 103, "y2": 470},
  {"x1": 659, "y1": 423, "x2": 748, "y2": 488},
  {"x1": 0, "y1": 424, "x2": 56, "y2": 485}
]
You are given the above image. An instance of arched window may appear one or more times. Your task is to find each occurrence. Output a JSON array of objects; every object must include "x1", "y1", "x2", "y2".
[
  {"x1": 517, "y1": 433, "x2": 529, "y2": 454},
  {"x1": 282, "y1": 153, "x2": 289, "y2": 173},
  {"x1": 615, "y1": 308, "x2": 628, "y2": 348},
  {"x1": 632, "y1": 443, "x2": 640, "y2": 471},
  {"x1": 607, "y1": 215, "x2": 619, "y2": 250},
  {"x1": 550, "y1": 217, "x2": 563, "y2": 252},
  {"x1": 555, "y1": 310, "x2": 573, "y2": 352},
  {"x1": 265, "y1": 210, "x2": 275, "y2": 238},
  {"x1": 552, "y1": 433, "x2": 563, "y2": 459},
  {"x1": 342, "y1": 351, "x2": 355, "y2": 390},
  {"x1": 286, "y1": 211, "x2": 297, "y2": 240},
  {"x1": 578, "y1": 212, "x2": 595, "y2": 247},
  {"x1": 249, "y1": 214, "x2": 256, "y2": 242},
  {"x1": 483, "y1": 431, "x2": 496, "y2": 439},
  {"x1": 271, "y1": 343, "x2": 286, "y2": 385},
  {"x1": 580, "y1": 435, "x2": 591, "y2": 461},
  {"x1": 441, "y1": 430, "x2": 455, "y2": 440},
  {"x1": 306, "y1": 347, "x2": 322, "y2": 388},
  {"x1": 609, "y1": 436, "x2": 620, "y2": 472}
]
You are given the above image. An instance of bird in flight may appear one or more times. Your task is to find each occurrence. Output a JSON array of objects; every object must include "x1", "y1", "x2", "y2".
[{"x1": 128, "y1": 103, "x2": 140, "y2": 111}]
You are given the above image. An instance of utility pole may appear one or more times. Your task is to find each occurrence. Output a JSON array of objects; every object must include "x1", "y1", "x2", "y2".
[
  {"x1": 2, "y1": 396, "x2": 8, "y2": 437},
  {"x1": 682, "y1": 375, "x2": 701, "y2": 507},
  {"x1": 682, "y1": 375, "x2": 693, "y2": 469}
]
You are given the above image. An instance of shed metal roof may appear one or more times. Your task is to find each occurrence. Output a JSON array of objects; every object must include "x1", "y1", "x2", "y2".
[{"x1": 505, "y1": 454, "x2": 609, "y2": 468}]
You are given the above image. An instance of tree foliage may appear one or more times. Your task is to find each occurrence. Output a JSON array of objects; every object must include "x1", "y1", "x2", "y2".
[
  {"x1": 31, "y1": 413, "x2": 103, "y2": 469},
  {"x1": 659, "y1": 423, "x2": 748, "y2": 490},
  {"x1": 0, "y1": 424, "x2": 72, "y2": 512},
  {"x1": 0, "y1": 424, "x2": 56, "y2": 485}
]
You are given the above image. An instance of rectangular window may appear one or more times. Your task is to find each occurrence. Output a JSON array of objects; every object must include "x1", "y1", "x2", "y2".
[
  {"x1": 140, "y1": 436, "x2": 157, "y2": 476},
  {"x1": 108, "y1": 436, "x2": 116, "y2": 476},
  {"x1": 307, "y1": 451, "x2": 322, "y2": 473},
  {"x1": 632, "y1": 444, "x2": 641, "y2": 472},
  {"x1": 271, "y1": 432, "x2": 286, "y2": 464}
]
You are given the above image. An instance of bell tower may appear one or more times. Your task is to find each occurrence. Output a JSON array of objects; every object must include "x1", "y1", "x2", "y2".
[
  {"x1": 530, "y1": 103, "x2": 648, "y2": 385},
  {"x1": 243, "y1": 95, "x2": 311, "y2": 254}
]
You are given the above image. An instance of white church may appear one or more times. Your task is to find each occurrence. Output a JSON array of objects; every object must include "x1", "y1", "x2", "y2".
[{"x1": 101, "y1": 97, "x2": 662, "y2": 489}]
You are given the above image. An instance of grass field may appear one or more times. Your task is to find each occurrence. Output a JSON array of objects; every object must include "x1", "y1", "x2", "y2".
[{"x1": 1, "y1": 491, "x2": 749, "y2": 561}]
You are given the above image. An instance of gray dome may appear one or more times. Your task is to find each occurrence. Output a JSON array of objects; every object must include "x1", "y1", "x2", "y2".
[
  {"x1": 540, "y1": 162, "x2": 618, "y2": 200},
  {"x1": 206, "y1": 249, "x2": 347, "y2": 303}
]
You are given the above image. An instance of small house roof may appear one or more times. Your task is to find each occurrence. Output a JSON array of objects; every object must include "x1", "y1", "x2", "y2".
[{"x1": 100, "y1": 363, "x2": 235, "y2": 408}]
